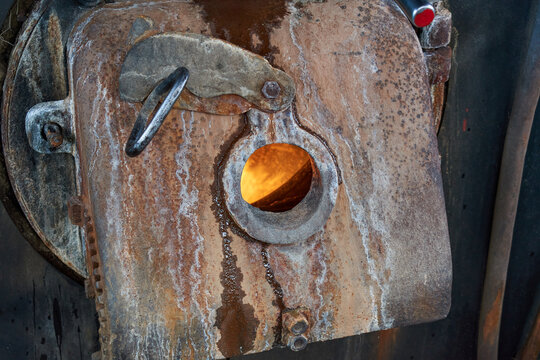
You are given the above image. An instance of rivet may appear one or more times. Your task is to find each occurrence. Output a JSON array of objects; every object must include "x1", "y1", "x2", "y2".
[{"x1": 261, "y1": 81, "x2": 281, "y2": 99}]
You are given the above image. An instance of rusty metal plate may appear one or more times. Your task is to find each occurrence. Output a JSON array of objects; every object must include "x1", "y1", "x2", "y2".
[{"x1": 20, "y1": 0, "x2": 451, "y2": 358}]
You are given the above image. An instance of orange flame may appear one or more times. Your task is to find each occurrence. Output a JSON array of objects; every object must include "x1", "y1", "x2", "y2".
[{"x1": 241, "y1": 143, "x2": 313, "y2": 212}]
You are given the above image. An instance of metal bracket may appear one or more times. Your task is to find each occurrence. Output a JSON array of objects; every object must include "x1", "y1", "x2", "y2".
[{"x1": 25, "y1": 99, "x2": 75, "y2": 154}]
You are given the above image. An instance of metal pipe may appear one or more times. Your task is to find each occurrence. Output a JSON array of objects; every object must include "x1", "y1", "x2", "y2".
[
  {"x1": 477, "y1": 4, "x2": 540, "y2": 359},
  {"x1": 518, "y1": 309, "x2": 540, "y2": 359},
  {"x1": 516, "y1": 286, "x2": 540, "y2": 360}
]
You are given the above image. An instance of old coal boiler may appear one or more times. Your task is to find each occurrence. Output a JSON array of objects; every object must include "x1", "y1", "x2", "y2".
[{"x1": 1, "y1": 0, "x2": 452, "y2": 358}]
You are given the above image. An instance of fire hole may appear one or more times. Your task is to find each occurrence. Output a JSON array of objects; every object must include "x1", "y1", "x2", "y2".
[{"x1": 240, "y1": 144, "x2": 315, "y2": 213}]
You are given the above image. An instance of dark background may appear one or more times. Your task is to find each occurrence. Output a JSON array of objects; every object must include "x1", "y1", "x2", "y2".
[{"x1": 1, "y1": 0, "x2": 539, "y2": 359}]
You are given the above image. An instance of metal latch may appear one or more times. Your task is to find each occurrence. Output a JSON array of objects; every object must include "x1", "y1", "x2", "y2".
[{"x1": 119, "y1": 32, "x2": 296, "y2": 113}]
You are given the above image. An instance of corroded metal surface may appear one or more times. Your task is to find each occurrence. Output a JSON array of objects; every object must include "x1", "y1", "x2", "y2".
[
  {"x1": 48, "y1": 0, "x2": 450, "y2": 358},
  {"x1": 1, "y1": 0, "x2": 89, "y2": 279},
  {"x1": 425, "y1": 47, "x2": 452, "y2": 85},
  {"x1": 420, "y1": 1, "x2": 452, "y2": 133},
  {"x1": 425, "y1": 47, "x2": 452, "y2": 131}
]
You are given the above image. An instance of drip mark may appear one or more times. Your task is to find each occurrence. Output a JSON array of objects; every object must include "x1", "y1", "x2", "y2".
[
  {"x1": 261, "y1": 245, "x2": 287, "y2": 346},
  {"x1": 211, "y1": 116, "x2": 259, "y2": 357}
]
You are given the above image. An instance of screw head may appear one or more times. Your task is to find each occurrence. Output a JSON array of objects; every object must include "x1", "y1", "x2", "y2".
[{"x1": 261, "y1": 81, "x2": 281, "y2": 99}]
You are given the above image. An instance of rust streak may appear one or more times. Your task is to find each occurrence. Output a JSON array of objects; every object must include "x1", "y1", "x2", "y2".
[
  {"x1": 376, "y1": 328, "x2": 399, "y2": 360},
  {"x1": 431, "y1": 83, "x2": 446, "y2": 133},
  {"x1": 214, "y1": 227, "x2": 259, "y2": 357},
  {"x1": 46, "y1": 12, "x2": 67, "y2": 98},
  {"x1": 482, "y1": 288, "x2": 503, "y2": 345},
  {"x1": 517, "y1": 308, "x2": 540, "y2": 360},
  {"x1": 194, "y1": 0, "x2": 290, "y2": 63},
  {"x1": 212, "y1": 115, "x2": 290, "y2": 347}
]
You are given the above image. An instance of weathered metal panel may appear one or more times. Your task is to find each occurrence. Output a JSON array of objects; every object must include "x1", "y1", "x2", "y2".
[
  {"x1": 51, "y1": 1, "x2": 452, "y2": 358},
  {"x1": 1, "y1": 0, "x2": 89, "y2": 279}
]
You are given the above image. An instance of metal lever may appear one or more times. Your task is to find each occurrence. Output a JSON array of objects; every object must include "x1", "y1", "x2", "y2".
[
  {"x1": 394, "y1": 0, "x2": 435, "y2": 28},
  {"x1": 125, "y1": 66, "x2": 189, "y2": 157}
]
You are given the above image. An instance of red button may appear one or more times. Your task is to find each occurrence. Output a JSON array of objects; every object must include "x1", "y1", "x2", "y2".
[{"x1": 414, "y1": 8, "x2": 435, "y2": 27}]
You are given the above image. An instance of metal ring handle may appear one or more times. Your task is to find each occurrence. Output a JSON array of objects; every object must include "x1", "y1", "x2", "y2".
[{"x1": 125, "y1": 67, "x2": 189, "y2": 157}]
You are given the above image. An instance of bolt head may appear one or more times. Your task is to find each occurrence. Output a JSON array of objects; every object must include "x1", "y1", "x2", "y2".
[
  {"x1": 291, "y1": 320, "x2": 308, "y2": 335},
  {"x1": 43, "y1": 122, "x2": 64, "y2": 149},
  {"x1": 261, "y1": 81, "x2": 281, "y2": 99},
  {"x1": 288, "y1": 334, "x2": 308, "y2": 352}
]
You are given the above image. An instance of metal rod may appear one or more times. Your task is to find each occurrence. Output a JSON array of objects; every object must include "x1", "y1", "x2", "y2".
[
  {"x1": 516, "y1": 287, "x2": 540, "y2": 360},
  {"x1": 518, "y1": 309, "x2": 540, "y2": 359},
  {"x1": 477, "y1": 4, "x2": 540, "y2": 359},
  {"x1": 394, "y1": 0, "x2": 435, "y2": 27}
]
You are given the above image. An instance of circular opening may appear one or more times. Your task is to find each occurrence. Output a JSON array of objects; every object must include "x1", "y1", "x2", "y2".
[{"x1": 240, "y1": 143, "x2": 315, "y2": 213}]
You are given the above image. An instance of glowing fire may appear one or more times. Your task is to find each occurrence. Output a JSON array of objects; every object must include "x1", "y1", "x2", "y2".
[{"x1": 240, "y1": 143, "x2": 314, "y2": 212}]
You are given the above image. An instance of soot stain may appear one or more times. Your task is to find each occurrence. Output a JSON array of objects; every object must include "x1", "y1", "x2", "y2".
[
  {"x1": 194, "y1": 0, "x2": 291, "y2": 63},
  {"x1": 212, "y1": 115, "x2": 290, "y2": 353},
  {"x1": 211, "y1": 115, "x2": 259, "y2": 357}
]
